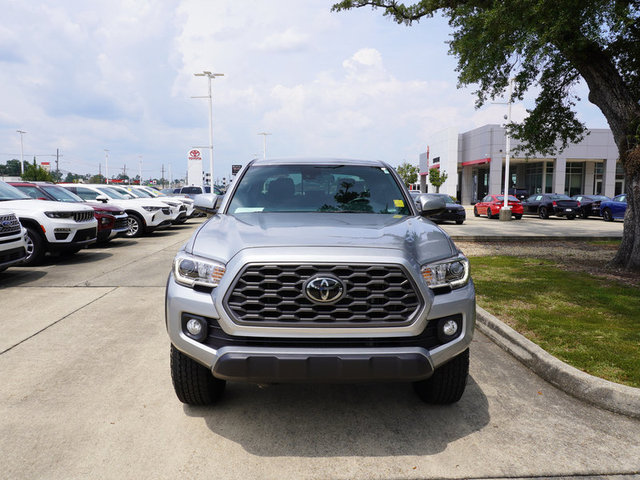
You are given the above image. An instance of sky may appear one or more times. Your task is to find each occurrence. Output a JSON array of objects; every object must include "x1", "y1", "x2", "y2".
[{"x1": 0, "y1": 0, "x2": 609, "y2": 183}]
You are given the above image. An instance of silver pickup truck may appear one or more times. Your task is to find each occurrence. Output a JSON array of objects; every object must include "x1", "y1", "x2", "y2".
[{"x1": 165, "y1": 158, "x2": 475, "y2": 406}]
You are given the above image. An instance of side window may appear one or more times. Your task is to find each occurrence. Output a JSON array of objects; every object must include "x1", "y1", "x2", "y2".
[
  {"x1": 536, "y1": 195, "x2": 543, "y2": 201},
  {"x1": 618, "y1": 195, "x2": 626, "y2": 202},
  {"x1": 482, "y1": 196, "x2": 491, "y2": 202},
  {"x1": 16, "y1": 186, "x2": 42, "y2": 199},
  {"x1": 74, "y1": 187, "x2": 99, "y2": 201}
]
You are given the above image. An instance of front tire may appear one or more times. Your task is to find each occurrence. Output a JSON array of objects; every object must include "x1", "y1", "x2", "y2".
[
  {"x1": 602, "y1": 208, "x2": 613, "y2": 222},
  {"x1": 538, "y1": 206, "x2": 549, "y2": 219},
  {"x1": 124, "y1": 212, "x2": 145, "y2": 238},
  {"x1": 170, "y1": 345, "x2": 226, "y2": 405},
  {"x1": 413, "y1": 349, "x2": 469, "y2": 404},
  {"x1": 22, "y1": 226, "x2": 46, "y2": 266},
  {"x1": 473, "y1": 207, "x2": 479, "y2": 217},
  {"x1": 487, "y1": 208, "x2": 494, "y2": 219},
  {"x1": 455, "y1": 219, "x2": 464, "y2": 225}
]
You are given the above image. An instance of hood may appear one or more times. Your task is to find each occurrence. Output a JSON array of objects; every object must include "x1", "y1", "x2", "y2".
[
  {"x1": 0, "y1": 199, "x2": 94, "y2": 213},
  {"x1": 189, "y1": 212, "x2": 457, "y2": 264}
]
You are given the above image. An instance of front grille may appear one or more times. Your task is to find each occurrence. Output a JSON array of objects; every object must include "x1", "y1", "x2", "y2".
[
  {"x1": 0, "y1": 214, "x2": 21, "y2": 237},
  {"x1": 73, "y1": 211, "x2": 94, "y2": 222},
  {"x1": 71, "y1": 227, "x2": 97, "y2": 242},
  {"x1": 225, "y1": 263, "x2": 423, "y2": 327},
  {"x1": 0, "y1": 246, "x2": 26, "y2": 265},
  {"x1": 114, "y1": 217, "x2": 128, "y2": 230},
  {"x1": 204, "y1": 317, "x2": 440, "y2": 349}
]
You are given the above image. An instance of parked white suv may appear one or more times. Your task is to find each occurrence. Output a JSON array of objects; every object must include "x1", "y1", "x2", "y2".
[
  {"x1": 0, "y1": 209, "x2": 28, "y2": 272},
  {"x1": 109, "y1": 185, "x2": 189, "y2": 224},
  {"x1": 0, "y1": 181, "x2": 97, "y2": 265},
  {"x1": 59, "y1": 184, "x2": 176, "y2": 238},
  {"x1": 129, "y1": 185, "x2": 195, "y2": 222}
]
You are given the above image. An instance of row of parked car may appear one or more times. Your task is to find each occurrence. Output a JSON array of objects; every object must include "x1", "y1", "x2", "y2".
[
  {"x1": 0, "y1": 181, "x2": 200, "y2": 271},
  {"x1": 472, "y1": 193, "x2": 628, "y2": 221}
]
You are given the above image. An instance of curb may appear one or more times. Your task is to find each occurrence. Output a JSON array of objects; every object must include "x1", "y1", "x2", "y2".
[
  {"x1": 475, "y1": 305, "x2": 640, "y2": 419},
  {"x1": 450, "y1": 235, "x2": 622, "y2": 242}
]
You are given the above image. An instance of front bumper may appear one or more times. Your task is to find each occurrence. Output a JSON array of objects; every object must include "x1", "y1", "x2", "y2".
[
  {"x1": 42, "y1": 218, "x2": 98, "y2": 246},
  {"x1": 166, "y1": 255, "x2": 475, "y2": 383}
]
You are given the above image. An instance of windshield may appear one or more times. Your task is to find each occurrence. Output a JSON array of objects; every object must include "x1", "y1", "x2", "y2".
[
  {"x1": 227, "y1": 164, "x2": 411, "y2": 215},
  {"x1": 109, "y1": 187, "x2": 137, "y2": 199},
  {"x1": 97, "y1": 187, "x2": 128, "y2": 199},
  {"x1": 496, "y1": 195, "x2": 520, "y2": 202},
  {"x1": 549, "y1": 194, "x2": 571, "y2": 200},
  {"x1": 141, "y1": 188, "x2": 160, "y2": 197},
  {"x1": 0, "y1": 181, "x2": 31, "y2": 201},
  {"x1": 124, "y1": 187, "x2": 151, "y2": 198},
  {"x1": 41, "y1": 185, "x2": 83, "y2": 202}
]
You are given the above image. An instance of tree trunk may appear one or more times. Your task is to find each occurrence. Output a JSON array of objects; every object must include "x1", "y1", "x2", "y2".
[
  {"x1": 564, "y1": 42, "x2": 640, "y2": 272},
  {"x1": 610, "y1": 147, "x2": 640, "y2": 271}
]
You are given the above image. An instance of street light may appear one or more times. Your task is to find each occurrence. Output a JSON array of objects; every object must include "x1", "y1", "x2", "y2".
[
  {"x1": 493, "y1": 78, "x2": 514, "y2": 221},
  {"x1": 193, "y1": 70, "x2": 224, "y2": 189},
  {"x1": 257, "y1": 132, "x2": 272, "y2": 160},
  {"x1": 104, "y1": 149, "x2": 110, "y2": 184},
  {"x1": 17, "y1": 130, "x2": 26, "y2": 175}
]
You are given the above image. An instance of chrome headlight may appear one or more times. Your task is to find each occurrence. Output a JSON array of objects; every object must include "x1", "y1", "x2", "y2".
[
  {"x1": 142, "y1": 206, "x2": 162, "y2": 212},
  {"x1": 44, "y1": 211, "x2": 73, "y2": 219},
  {"x1": 421, "y1": 255, "x2": 470, "y2": 289},
  {"x1": 173, "y1": 252, "x2": 225, "y2": 289}
]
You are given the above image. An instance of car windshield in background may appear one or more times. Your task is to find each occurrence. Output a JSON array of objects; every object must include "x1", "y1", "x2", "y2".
[
  {"x1": 227, "y1": 164, "x2": 411, "y2": 215},
  {"x1": 432, "y1": 194, "x2": 456, "y2": 203},
  {"x1": 97, "y1": 187, "x2": 129, "y2": 199},
  {"x1": 549, "y1": 194, "x2": 571, "y2": 200},
  {"x1": 0, "y1": 181, "x2": 31, "y2": 201},
  {"x1": 496, "y1": 195, "x2": 520, "y2": 202},
  {"x1": 127, "y1": 188, "x2": 152, "y2": 198},
  {"x1": 41, "y1": 185, "x2": 83, "y2": 202}
]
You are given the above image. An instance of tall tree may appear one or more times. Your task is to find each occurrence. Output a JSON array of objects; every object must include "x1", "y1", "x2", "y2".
[
  {"x1": 396, "y1": 161, "x2": 420, "y2": 186},
  {"x1": 332, "y1": 0, "x2": 640, "y2": 271},
  {"x1": 429, "y1": 167, "x2": 448, "y2": 193}
]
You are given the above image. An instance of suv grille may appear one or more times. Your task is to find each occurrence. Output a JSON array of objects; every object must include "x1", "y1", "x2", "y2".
[
  {"x1": 74, "y1": 211, "x2": 95, "y2": 222},
  {"x1": 114, "y1": 216, "x2": 128, "y2": 230},
  {"x1": 225, "y1": 264, "x2": 423, "y2": 327},
  {"x1": 0, "y1": 214, "x2": 21, "y2": 237}
]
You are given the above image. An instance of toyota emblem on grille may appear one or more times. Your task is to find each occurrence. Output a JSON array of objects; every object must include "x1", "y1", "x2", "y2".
[{"x1": 304, "y1": 275, "x2": 345, "y2": 304}]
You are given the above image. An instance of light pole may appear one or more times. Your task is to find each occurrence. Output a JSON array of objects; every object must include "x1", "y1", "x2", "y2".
[
  {"x1": 104, "y1": 149, "x2": 110, "y2": 184},
  {"x1": 194, "y1": 70, "x2": 224, "y2": 189},
  {"x1": 138, "y1": 155, "x2": 143, "y2": 185},
  {"x1": 257, "y1": 132, "x2": 272, "y2": 160},
  {"x1": 495, "y1": 78, "x2": 514, "y2": 221},
  {"x1": 17, "y1": 130, "x2": 26, "y2": 175}
]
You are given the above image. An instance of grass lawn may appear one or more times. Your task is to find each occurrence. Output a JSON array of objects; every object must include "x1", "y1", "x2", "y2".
[{"x1": 469, "y1": 256, "x2": 640, "y2": 388}]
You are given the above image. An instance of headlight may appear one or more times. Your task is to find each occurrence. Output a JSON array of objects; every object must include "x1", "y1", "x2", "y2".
[
  {"x1": 44, "y1": 211, "x2": 73, "y2": 218},
  {"x1": 421, "y1": 255, "x2": 470, "y2": 289},
  {"x1": 142, "y1": 206, "x2": 162, "y2": 212},
  {"x1": 94, "y1": 210, "x2": 113, "y2": 215},
  {"x1": 173, "y1": 252, "x2": 226, "y2": 289}
]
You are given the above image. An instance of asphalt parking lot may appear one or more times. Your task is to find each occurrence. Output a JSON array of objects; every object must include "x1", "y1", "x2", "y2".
[{"x1": 1, "y1": 217, "x2": 638, "y2": 480}]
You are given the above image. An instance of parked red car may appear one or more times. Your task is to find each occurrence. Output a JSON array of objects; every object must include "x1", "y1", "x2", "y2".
[{"x1": 473, "y1": 194, "x2": 524, "y2": 219}]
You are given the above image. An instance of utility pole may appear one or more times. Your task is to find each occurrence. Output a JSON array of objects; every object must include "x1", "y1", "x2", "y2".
[
  {"x1": 161, "y1": 164, "x2": 165, "y2": 189},
  {"x1": 122, "y1": 164, "x2": 127, "y2": 182},
  {"x1": 104, "y1": 149, "x2": 110, "y2": 184},
  {"x1": 17, "y1": 130, "x2": 26, "y2": 175},
  {"x1": 138, "y1": 155, "x2": 142, "y2": 185},
  {"x1": 56, "y1": 149, "x2": 60, "y2": 180}
]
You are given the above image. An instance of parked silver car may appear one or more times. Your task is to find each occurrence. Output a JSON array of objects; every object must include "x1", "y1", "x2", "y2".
[{"x1": 166, "y1": 158, "x2": 475, "y2": 406}]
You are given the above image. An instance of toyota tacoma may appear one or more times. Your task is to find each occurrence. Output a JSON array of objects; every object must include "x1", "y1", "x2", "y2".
[{"x1": 166, "y1": 158, "x2": 475, "y2": 405}]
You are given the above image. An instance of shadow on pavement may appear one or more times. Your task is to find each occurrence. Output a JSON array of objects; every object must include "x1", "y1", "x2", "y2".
[
  {"x1": 186, "y1": 376, "x2": 489, "y2": 457},
  {"x1": 0, "y1": 269, "x2": 47, "y2": 288}
]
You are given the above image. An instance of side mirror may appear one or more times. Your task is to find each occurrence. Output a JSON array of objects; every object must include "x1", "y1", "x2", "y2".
[
  {"x1": 95, "y1": 195, "x2": 109, "y2": 203},
  {"x1": 416, "y1": 194, "x2": 446, "y2": 217},
  {"x1": 193, "y1": 194, "x2": 221, "y2": 214}
]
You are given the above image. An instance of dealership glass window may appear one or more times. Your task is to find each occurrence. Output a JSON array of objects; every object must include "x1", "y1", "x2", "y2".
[
  {"x1": 593, "y1": 162, "x2": 603, "y2": 194},
  {"x1": 545, "y1": 163, "x2": 554, "y2": 193},
  {"x1": 615, "y1": 162, "x2": 625, "y2": 195},
  {"x1": 564, "y1": 162, "x2": 584, "y2": 197},
  {"x1": 525, "y1": 163, "x2": 543, "y2": 194}
]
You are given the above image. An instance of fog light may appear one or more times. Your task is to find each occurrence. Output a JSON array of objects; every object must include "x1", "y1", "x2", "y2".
[
  {"x1": 186, "y1": 318, "x2": 202, "y2": 336},
  {"x1": 442, "y1": 319, "x2": 458, "y2": 336}
]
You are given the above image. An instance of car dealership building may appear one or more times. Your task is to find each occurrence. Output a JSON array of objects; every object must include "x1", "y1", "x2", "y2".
[{"x1": 418, "y1": 124, "x2": 623, "y2": 204}]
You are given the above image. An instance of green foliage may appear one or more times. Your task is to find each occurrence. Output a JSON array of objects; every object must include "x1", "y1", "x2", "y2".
[
  {"x1": 88, "y1": 174, "x2": 106, "y2": 184},
  {"x1": 428, "y1": 167, "x2": 448, "y2": 193},
  {"x1": 470, "y1": 255, "x2": 640, "y2": 387},
  {"x1": 21, "y1": 163, "x2": 54, "y2": 182},
  {"x1": 0, "y1": 159, "x2": 24, "y2": 177},
  {"x1": 396, "y1": 161, "x2": 419, "y2": 186}
]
